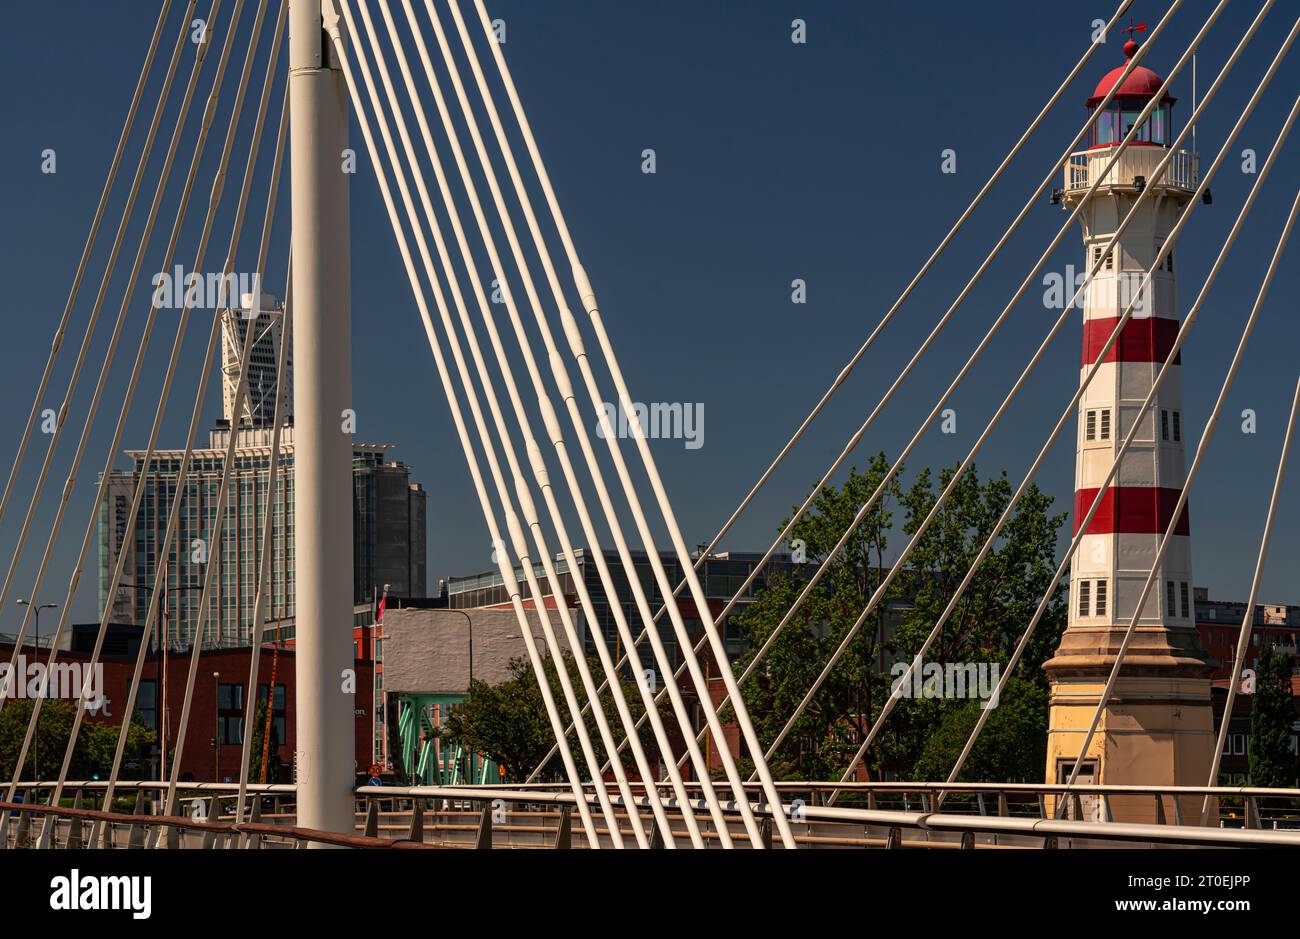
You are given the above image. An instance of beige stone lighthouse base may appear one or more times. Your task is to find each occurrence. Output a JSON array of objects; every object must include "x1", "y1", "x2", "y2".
[
  {"x1": 1044, "y1": 625, "x2": 1217, "y2": 825},
  {"x1": 1045, "y1": 675, "x2": 1216, "y2": 823}
]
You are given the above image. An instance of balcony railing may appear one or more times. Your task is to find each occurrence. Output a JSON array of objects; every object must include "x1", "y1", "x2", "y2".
[{"x1": 1065, "y1": 147, "x2": 1198, "y2": 194}]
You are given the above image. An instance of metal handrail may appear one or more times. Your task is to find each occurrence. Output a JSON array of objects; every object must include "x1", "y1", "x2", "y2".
[
  {"x1": 1063, "y1": 146, "x2": 1199, "y2": 192},
  {"x1": 0, "y1": 799, "x2": 432, "y2": 849},
  {"x1": 404, "y1": 779, "x2": 1300, "y2": 799},
  {"x1": 358, "y1": 784, "x2": 1300, "y2": 848}
]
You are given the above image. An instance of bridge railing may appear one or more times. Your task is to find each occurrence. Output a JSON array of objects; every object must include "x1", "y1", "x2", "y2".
[
  {"x1": 0, "y1": 794, "x2": 432, "y2": 850},
  {"x1": 10, "y1": 779, "x2": 1299, "y2": 848},
  {"x1": 446, "y1": 779, "x2": 1300, "y2": 829},
  {"x1": 354, "y1": 783, "x2": 1300, "y2": 849}
]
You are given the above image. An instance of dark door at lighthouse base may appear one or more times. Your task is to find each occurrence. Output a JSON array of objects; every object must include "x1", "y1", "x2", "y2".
[{"x1": 1055, "y1": 758, "x2": 1101, "y2": 822}]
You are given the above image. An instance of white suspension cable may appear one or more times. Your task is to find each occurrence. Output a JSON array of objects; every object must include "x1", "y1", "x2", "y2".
[
  {"x1": 565, "y1": 0, "x2": 1149, "y2": 763},
  {"x1": 447, "y1": 0, "x2": 787, "y2": 846},
  {"x1": 0, "y1": 0, "x2": 208, "y2": 669},
  {"x1": 153, "y1": 0, "x2": 327, "y2": 832},
  {"x1": 1201, "y1": 371, "x2": 1300, "y2": 822},
  {"x1": 0, "y1": 0, "x2": 248, "y2": 777},
  {"x1": 233, "y1": 258, "x2": 291, "y2": 827},
  {"x1": 338, "y1": 0, "x2": 636, "y2": 849},
  {"x1": 320, "y1": 6, "x2": 605, "y2": 849},
  {"x1": 50, "y1": 12, "x2": 288, "y2": 826},
  {"x1": 355, "y1": 0, "x2": 690, "y2": 847},
  {"x1": 0, "y1": 0, "x2": 180, "y2": 537},
  {"x1": 418, "y1": 0, "x2": 745, "y2": 843},
  {"x1": 94, "y1": 4, "x2": 292, "y2": 827},
  {"x1": 0, "y1": 0, "x2": 254, "y2": 839},
  {"x1": 233, "y1": 101, "x2": 294, "y2": 826},
  {"x1": 381, "y1": 0, "x2": 707, "y2": 847},
  {"x1": 407, "y1": 0, "x2": 731, "y2": 838}
]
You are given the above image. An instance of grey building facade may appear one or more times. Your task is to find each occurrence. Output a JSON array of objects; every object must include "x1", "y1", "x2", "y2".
[{"x1": 97, "y1": 424, "x2": 427, "y2": 649}]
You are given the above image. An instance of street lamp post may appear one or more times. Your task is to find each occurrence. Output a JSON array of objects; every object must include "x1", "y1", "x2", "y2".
[
  {"x1": 445, "y1": 608, "x2": 474, "y2": 687},
  {"x1": 445, "y1": 608, "x2": 474, "y2": 784},
  {"x1": 16, "y1": 599, "x2": 56, "y2": 781}
]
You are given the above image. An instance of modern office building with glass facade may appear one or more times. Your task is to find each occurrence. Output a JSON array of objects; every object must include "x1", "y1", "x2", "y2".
[
  {"x1": 98, "y1": 293, "x2": 427, "y2": 650},
  {"x1": 97, "y1": 423, "x2": 427, "y2": 650}
]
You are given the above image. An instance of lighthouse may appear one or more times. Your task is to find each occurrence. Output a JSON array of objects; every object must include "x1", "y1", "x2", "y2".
[{"x1": 1042, "y1": 25, "x2": 1216, "y2": 823}]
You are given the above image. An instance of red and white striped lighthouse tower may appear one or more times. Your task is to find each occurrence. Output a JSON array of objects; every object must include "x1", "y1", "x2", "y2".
[{"x1": 1043, "y1": 26, "x2": 1215, "y2": 822}]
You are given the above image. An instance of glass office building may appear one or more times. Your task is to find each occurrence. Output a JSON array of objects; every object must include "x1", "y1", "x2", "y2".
[
  {"x1": 98, "y1": 296, "x2": 426, "y2": 650},
  {"x1": 97, "y1": 423, "x2": 426, "y2": 650}
]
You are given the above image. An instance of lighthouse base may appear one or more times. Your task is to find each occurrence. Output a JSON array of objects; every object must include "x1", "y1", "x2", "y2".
[{"x1": 1043, "y1": 625, "x2": 1216, "y2": 825}]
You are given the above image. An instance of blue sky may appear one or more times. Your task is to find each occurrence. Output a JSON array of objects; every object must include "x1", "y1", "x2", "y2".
[{"x1": 0, "y1": 0, "x2": 1297, "y2": 627}]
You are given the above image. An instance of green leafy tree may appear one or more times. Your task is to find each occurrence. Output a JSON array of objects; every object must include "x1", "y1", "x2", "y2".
[
  {"x1": 731, "y1": 455, "x2": 1067, "y2": 783},
  {"x1": 0, "y1": 699, "x2": 155, "y2": 784},
  {"x1": 83, "y1": 717, "x2": 155, "y2": 782},
  {"x1": 912, "y1": 677, "x2": 1048, "y2": 782},
  {"x1": 1249, "y1": 645, "x2": 1297, "y2": 787},
  {"x1": 729, "y1": 454, "x2": 901, "y2": 780},
  {"x1": 441, "y1": 651, "x2": 654, "y2": 783}
]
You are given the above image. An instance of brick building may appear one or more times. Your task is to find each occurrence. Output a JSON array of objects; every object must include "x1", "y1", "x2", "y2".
[{"x1": 0, "y1": 625, "x2": 374, "y2": 783}]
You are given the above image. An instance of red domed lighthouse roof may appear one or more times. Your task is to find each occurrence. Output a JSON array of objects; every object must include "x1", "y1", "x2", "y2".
[{"x1": 1086, "y1": 39, "x2": 1176, "y2": 107}]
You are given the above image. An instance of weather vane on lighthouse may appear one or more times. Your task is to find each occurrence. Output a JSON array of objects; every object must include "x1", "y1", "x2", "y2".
[
  {"x1": 1121, "y1": 16, "x2": 1148, "y2": 42},
  {"x1": 1121, "y1": 15, "x2": 1148, "y2": 57}
]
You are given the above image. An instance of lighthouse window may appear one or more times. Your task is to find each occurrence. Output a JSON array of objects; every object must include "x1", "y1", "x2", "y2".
[
  {"x1": 1165, "y1": 248, "x2": 1174, "y2": 272},
  {"x1": 1180, "y1": 582, "x2": 1190, "y2": 619},
  {"x1": 1086, "y1": 410, "x2": 1097, "y2": 441},
  {"x1": 1099, "y1": 409, "x2": 1111, "y2": 441},
  {"x1": 1091, "y1": 102, "x2": 1171, "y2": 148},
  {"x1": 1161, "y1": 409, "x2": 1170, "y2": 441},
  {"x1": 1077, "y1": 579, "x2": 1108, "y2": 618},
  {"x1": 1172, "y1": 411, "x2": 1181, "y2": 442},
  {"x1": 1149, "y1": 107, "x2": 1169, "y2": 146},
  {"x1": 1091, "y1": 107, "x2": 1121, "y2": 147},
  {"x1": 1167, "y1": 580, "x2": 1177, "y2": 618},
  {"x1": 1092, "y1": 246, "x2": 1113, "y2": 271}
]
